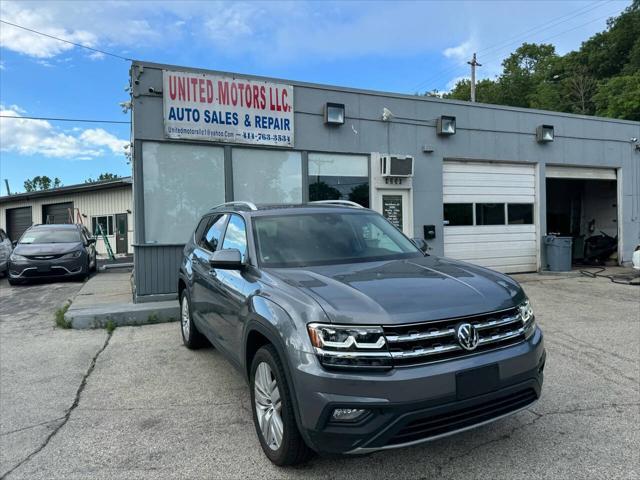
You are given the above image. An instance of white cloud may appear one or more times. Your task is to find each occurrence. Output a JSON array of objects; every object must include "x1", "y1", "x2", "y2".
[
  {"x1": 443, "y1": 41, "x2": 473, "y2": 62},
  {"x1": 0, "y1": 2, "x2": 97, "y2": 58},
  {"x1": 0, "y1": 105, "x2": 128, "y2": 159},
  {"x1": 79, "y1": 129, "x2": 128, "y2": 155}
]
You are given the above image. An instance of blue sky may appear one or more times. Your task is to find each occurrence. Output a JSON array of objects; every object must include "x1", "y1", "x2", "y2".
[{"x1": 0, "y1": 0, "x2": 630, "y2": 194}]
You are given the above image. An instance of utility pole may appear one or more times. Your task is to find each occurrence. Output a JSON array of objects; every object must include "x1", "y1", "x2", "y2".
[{"x1": 467, "y1": 53, "x2": 482, "y2": 102}]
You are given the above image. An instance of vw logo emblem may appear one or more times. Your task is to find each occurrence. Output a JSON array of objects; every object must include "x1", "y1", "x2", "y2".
[{"x1": 456, "y1": 323, "x2": 479, "y2": 351}]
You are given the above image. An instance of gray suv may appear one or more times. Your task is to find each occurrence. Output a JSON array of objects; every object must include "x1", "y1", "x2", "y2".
[{"x1": 178, "y1": 201, "x2": 545, "y2": 465}]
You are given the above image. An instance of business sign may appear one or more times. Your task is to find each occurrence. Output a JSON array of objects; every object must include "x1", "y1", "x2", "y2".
[{"x1": 162, "y1": 70, "x2": 294, "y2": 147}]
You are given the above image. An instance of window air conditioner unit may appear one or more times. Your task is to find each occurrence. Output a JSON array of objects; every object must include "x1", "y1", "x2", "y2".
[{"x1": 381, "y1": 155, "x2": 414, "y2": 177}]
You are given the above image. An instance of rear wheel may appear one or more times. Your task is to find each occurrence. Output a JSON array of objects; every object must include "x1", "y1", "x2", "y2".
[
  {"x1": 90, "y1": 252, "x2": 97, "y2": 272},
  {"x1": 250, "y1": 345, "x2": 313, "y2": 466},
  {"x1": 8, "y1": 278, "x2": 21, "y2": 286},
  {"x1": 180, "y1": 290, "x2": 207, "y2": 349}
]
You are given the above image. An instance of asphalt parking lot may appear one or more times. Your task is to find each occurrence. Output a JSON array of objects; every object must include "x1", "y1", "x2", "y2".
[{"x1": 1, "y1": 273, "x2": 638, "y2": 479}]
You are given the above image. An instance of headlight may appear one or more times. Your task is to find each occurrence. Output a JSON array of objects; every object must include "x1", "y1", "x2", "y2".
[
  {"x1": 62, "y1": 250, "x2": 83, "y2": 259},
  {"x1": 307, "y1": 323, "x2": 392, "y2": 370},
  {"x1": 519, "y1": 299, "x2": 536, "y2": 338},
  {"x1": 9, "y1": 253, "x2": 27, "y2": 262}
]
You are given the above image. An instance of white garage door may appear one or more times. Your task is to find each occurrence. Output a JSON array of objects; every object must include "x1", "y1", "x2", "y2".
[{"x1": 443, "y1": 161, "x2": 537, "y2": 273}]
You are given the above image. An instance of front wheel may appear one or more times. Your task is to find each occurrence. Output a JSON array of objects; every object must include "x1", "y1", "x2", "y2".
[{"x1": 250, "y1": 345, "x2": 313, "y2": 466}]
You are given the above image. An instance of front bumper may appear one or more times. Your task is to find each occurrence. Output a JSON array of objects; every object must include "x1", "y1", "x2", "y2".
[
  {"x1": 8, "y1": 256, "x2": 86, "y2": 280},
  {"x1": 291, "y1": 327, "x2": 545, "y2": 454}
]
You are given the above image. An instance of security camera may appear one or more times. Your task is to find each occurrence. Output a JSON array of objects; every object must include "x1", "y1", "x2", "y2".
[
  {"x1": 382, "y1": 107, "x2": 394, "y2": 121},
  {"x1": 631, "y1": 137, "x2": 638, "y2": 142},
  {"x1": 148, "y1": 87, "x2": 162, "y2": 94}
]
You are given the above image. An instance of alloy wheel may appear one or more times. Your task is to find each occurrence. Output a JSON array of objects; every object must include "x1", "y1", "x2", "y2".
[
  {"x1": 181, "y1": 296, "x2": 191, "y2": 339},
  {"x1": 254, "y1": 362, "x2": 283, "y2": 451}
]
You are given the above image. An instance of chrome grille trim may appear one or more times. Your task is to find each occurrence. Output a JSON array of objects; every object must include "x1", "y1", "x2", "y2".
[
  {"x1": 390, "y1": 344, "x2": 461, "y2": 359},
  {"x1": 473, "y1": 314, "x2": 521, "y2": 330},
  {"x1": 478, "y1": 326, "x2": 526, "y2": 345},
  {"x1": 383, "y1": 308, "x2": 527, "y2": 366},
  {"x1": 386, "y1": 328, "x2": 455, "y2": 343}
]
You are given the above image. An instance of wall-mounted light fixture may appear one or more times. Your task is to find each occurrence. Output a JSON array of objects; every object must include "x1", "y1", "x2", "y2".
[
  {"x1": 536, "y1": 124, "x2": 554, "y2": 142},
  {"x1": 324, "y1": 103, "x2": 345, "y2": 125},
  {"x1": 436, "y1": 115, "x2": 456, "y2": 136}
]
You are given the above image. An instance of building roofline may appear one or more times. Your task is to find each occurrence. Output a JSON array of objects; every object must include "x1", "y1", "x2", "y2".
[
  {"x1": 0, "y1": 177, "x2": 132, "y2": 204},
  {"x1": 132, "y1": 59, "x2": 640, "y2": 127}
]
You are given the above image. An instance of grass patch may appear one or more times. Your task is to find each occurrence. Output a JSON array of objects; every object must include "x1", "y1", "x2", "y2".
[
  {"x1": 147, "y1": 313, "x2": 160, "y2": 324},
  {"x1": 105, "y1": 320, "x2": 117, "y2": 334},
  {"x1": 54, "y1": 302, "x2": 72, "y2": 329}
]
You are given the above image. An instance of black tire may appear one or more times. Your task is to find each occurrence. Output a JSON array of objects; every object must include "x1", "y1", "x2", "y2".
[
  {"x1": 8, "y1": 278, "x2": 20, "y2": 286},
  {"x1": 180, "y1": 290, "x2": 207, "y2": 349},
  {"x1": 90, "y1": 253, "x2": 97, "y2": 272},
  {"x1": 250, "y1": 345, "x2": 313, "y2": 466}
]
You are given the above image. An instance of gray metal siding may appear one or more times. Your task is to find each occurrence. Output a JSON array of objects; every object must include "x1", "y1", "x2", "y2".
[
  {"x1": 134, "y1": 245, "x2": 183, "y2": 296},
  {"x1": 131, "y1": 61, "x2": 640, "y2": 299}
]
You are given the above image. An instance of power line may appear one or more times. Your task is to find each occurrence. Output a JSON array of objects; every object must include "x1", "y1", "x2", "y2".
[
  {"x1": 0, "y1": 20, "x2": 132, "y2": 62},
  {"x1": 0, "y1": 115, "x2": 130, "y2": 124},
  {"x1": 411, "y1": 0, "x2": 616, "y2": 92}
]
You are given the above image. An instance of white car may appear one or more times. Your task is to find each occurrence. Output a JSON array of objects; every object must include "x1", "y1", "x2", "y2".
[{"x1": 0, "y1": 229, "x2": 13, "y2": 277}]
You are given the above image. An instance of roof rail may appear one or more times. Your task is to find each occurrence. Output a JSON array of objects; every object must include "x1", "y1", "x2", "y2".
[
  {"x1": 211, "y1": 201, "x2": 258, "y2": 211},
  {"x1": 310, "y1": 200, "x2": 364, "y2": 208}
]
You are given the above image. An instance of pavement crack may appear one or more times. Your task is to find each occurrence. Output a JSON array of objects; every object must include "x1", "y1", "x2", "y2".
[
  {"x1": 0, "y1": 331, "x2": 113, "y2": 480},
  {"x1": 0, "y1": 417, "x2": 66, "y2": 437}
]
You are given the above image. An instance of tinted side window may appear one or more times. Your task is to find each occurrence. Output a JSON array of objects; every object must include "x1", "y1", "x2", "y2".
[
  {"x1": 222, "y1": 215, "x2": 248, "y2": 261},
  {"x1": 200, "y1": 214, "x2": 228, "y2": 251},
  {"x1": 194, "y1": 215, "x2": 211, "y2": 244}
]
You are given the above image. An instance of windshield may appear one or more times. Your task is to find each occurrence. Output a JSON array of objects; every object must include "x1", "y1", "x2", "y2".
[
  {"x1": 253, "y1": 212, "x2": 421, "y2": 267},
  {"x1": 19, "y1": 229, "x2": 81, "y2": 244}
]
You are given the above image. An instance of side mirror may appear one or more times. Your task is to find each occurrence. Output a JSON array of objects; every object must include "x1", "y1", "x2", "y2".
[
  {"x1": 12, "y1": 240, "x2": 18, "y2": 247},
  {"x1": 209, "y1": 249, "x2": 244, "y2": 269},
  {"x1": 89, "y1": 238, "x2": 97, "y2": 244},
  {"x1": 412, "y1": 237, "x2": 430, "y2": 254}
]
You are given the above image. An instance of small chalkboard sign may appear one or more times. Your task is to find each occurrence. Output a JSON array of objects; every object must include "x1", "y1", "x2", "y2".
[{"x1": 382, "y1": 195, "x2": 403, "y2": 230}]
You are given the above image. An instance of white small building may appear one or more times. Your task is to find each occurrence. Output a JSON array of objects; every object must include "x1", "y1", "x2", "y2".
[{"x1": 0, "y1": 177, "x2": 133, "y2": 256}]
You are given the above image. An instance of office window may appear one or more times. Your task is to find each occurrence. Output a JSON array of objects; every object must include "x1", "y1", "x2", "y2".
[
  {"x1": 508, "y1": 204, "x2": 534, "y2": 225},
  {"x1": 142, "y1": 142, "x2": 225, "y2": 244},
  {"x1": 475, "y1": 203, "x2": 505, "y2": 225},
  {"x1": 308, "y1": 153, "x2": 369, "y2": 207},
  {"x1": 92, "y1": 216, "x2": 114, "y2": 235},
  {"x1": 443, "y1": 204, "x2": 473, "y2": 226},
  {"x1": 233, "y1": 149, "x2": 302, "y2": 203}
]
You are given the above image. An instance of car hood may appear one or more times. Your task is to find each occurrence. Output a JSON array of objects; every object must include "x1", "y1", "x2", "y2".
[
  {"x1": 14, "y1": 242, "x2": 82, "y2": 256},
  {"x1": 265, "y1": 256, "x2": 525, "y2": 325}
]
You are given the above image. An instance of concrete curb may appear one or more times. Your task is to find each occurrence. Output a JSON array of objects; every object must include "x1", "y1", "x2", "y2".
[{"x1": 66, "y1": 301, "x2": 179, "y2": 329}]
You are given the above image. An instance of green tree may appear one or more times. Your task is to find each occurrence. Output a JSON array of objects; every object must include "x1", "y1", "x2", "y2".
[
  {"x1": 23, "y1": 176, "x2": 62, "y2": 192},
  {"x1": 85, "y1": 173, "x2": 120, "y2": 183},
  {"x1": 593, "y1": 73, "x2": 640, "y2": 121},
  {"x1": 427, "y1": 2, "x2": 639, "y2": 120}
]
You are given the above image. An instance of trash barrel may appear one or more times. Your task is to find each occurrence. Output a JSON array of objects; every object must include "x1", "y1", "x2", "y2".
[{"x1": 544, "y1": 235, "x2": 573, "y2": 272}]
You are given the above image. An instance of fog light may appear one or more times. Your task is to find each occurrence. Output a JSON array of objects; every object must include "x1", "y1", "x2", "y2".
[{"x1": 331, "y1": 408, "x2": 368, "y2": 422}]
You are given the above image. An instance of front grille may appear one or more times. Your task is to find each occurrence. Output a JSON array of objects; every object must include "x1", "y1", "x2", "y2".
[
  {"x1": 386, "y1": 388, "x2": 537, "y2": 446},
  {"x1": 25, "y1": 254, "x2": 64, "y2": 260},
  {"x1": 383, "y1": 307, "x2": 526, "y2": 366}
]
